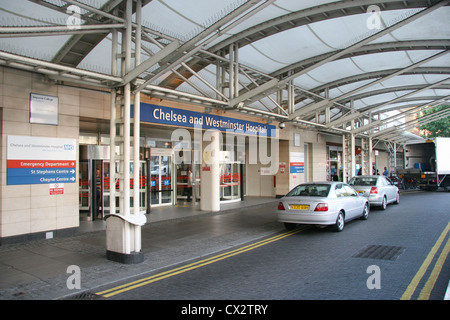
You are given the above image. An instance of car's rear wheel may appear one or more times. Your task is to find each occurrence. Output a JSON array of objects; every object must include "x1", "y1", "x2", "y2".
[{"x1": 333, "y1": 211, "x2": 345, "y2": 232}]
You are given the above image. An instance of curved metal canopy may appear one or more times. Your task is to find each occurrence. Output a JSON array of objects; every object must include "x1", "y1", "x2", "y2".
[{"x1": 0, "y1": 0, "x2": 449, "y2": 143}]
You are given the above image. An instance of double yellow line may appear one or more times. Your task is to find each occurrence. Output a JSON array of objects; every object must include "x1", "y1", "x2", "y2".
[
  {"x1": 96, "y1": 227, "x2": 307, "y2": 298},
  {"x1": 401, "y1": 222, "x2": 450, "y2": 300}
]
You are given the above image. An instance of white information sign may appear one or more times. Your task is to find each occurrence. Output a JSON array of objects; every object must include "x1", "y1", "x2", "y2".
[
  {"x1": 7, "y1": 135, "x2": 77, "y2": 185},
  {"x1": 30, "y1": 93, "x2": 58, "y2": 125}
]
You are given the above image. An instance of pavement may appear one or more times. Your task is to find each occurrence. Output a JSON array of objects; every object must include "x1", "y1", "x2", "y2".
[
  {"x1": 1, "y1": 190, "x2": 448, "y2": 301},
  {"x1": 0, "y1": 196, "x2": 279, "y2": 300}
]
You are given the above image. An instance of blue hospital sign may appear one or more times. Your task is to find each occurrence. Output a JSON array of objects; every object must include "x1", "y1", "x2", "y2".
[
  {"x1": 7, "y1": 135, "x2": 77, "y2": 185},
  {"x1": 133, "y1": 103, "x2": 277, "y2": 137}
]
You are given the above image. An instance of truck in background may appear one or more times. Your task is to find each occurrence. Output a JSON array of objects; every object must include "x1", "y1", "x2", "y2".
[{"x1": 400, "y1": 137, "x2": 450, "y2": 191}]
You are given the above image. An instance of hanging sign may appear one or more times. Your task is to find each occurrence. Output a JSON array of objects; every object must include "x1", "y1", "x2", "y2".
[
  {"x1": 133, "y1": 103, "x2": 276, "y2": 137},
  {"x1": 7, "y1": 135, "x2": 77, "y2": 185}
]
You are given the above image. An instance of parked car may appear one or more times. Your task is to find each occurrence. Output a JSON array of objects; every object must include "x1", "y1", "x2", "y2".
[
  {"x1": 348, "y1": 175, "x2": 399, "y2": 210},
  {"x1": 277, "y1": 182, "x2": 369, "y2": 232}
]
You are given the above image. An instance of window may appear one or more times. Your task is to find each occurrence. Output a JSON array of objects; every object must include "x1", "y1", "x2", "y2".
[
  {"x1": 287, "y1": 184, "x2": 331, "y2": 197},
  {"x1": 343, "y1": 185, "x2": 357, "y2": 196},
  {"x1": 335, "y1": 184, "x2": 345, "y2": 197},
  {"x1": 349, "y1": 177, "x2": 377, "y2": 186}
]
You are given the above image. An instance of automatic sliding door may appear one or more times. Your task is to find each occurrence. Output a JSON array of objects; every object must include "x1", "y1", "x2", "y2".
[
  {"x1": 161, "y1": 156, "x2": 172, "y2": 204},
  {"x1": 150, "y1": 154, "x2": 173, "y2": 206},
  {"x1": 220, "y1": 161, "x2": 241, "y2": 202},
  {"x1": 150, "y1": 156, "x2": 160, "y2": 205}
]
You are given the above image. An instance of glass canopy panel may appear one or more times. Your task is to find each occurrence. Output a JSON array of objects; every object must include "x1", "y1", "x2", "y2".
[
  {"x1": 304, "y1": 13, "x2": 372, "y2": 51},
  {"x1": 327, "y1": 80, "x2": 375, "y2": 99},
  {"x1": 205, "y1": 0, "x2": 338, "y2": 49},
  {"x1": 293, "y1": 74, "x2": 327, "y2": 91},
  {"x1": 300, "y1": 58, "x2": 365, "y2": 86},
  {"x1": 140, "y1": 0, "x2": 206, "y2": 41},
  {"x1": 238, "y1": 26, "x2": 334, "y2": 70},
  {"x1": 420, "y1": 53, "x2": 450, "y2": 68},
  {"x1": 273, "y1": 0, "x2": 338, "y2": 12},
  {"x1": 0, "y1": 0, "x2": 72, "y2": 61},
  {"x1": 78, "y1": 36, "x2": 113, "y2": 74},
  {"x1": 375, "y1": 7, "x2": 450, "y2": 42},
  {"x1": 411, "y1": 89, "x2": 450, "y2": 98}
]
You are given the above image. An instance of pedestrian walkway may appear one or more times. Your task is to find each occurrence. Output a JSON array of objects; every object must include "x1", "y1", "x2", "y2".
[{"x1": 0, "y1": 197, "x2": 278, "y2": 300}]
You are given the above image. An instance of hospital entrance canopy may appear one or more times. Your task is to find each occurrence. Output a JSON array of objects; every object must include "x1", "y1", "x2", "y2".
[{"x1": 0, "y1": 0, "x2": 449, "y2": 144}]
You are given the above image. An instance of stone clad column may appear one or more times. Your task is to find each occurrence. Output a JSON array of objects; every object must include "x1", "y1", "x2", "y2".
[{"x1": 200, "y1": 129, "x2": 221, "y2": 212}]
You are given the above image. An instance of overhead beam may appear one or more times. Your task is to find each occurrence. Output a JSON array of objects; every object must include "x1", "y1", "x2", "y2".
[
  {"x1": 299, "y1": 51, "x2": 449, "y2": 121},
  {"x1": 122, "y1": 39, "x2": 181, "y2": 85},
  {"x1": 330, "y1": 50, "x2": 449, "y2": 105},
  {"x1": 228, "y1": 0, "x2": 449, "y2": 108},
  {"x1": 358, "y1": 75, "x2": 450, "y2": 113},
  {"x1": 135, "y1": 0, "x2": 276, "y2": 94}
]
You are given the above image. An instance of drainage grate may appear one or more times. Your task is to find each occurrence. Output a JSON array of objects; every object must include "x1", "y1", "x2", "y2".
[
  {"x1": 352, "y1": 245, "x2": 405, "y2": 261},
  {"x1": 62, "y1": 291, "x2": 101, "y2": 300}
]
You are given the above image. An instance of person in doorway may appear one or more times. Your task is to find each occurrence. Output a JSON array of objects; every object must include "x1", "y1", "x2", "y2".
[
  {"x1": 383, "y1": 167, "x2": 389, "y2": 177},
  {"x1": 187, "y1": 168, "x2": 193, "y2": 202}
]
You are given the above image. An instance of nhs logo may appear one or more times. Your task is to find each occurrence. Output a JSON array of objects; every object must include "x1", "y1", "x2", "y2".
[{"x1": 64, "y1": 144, "x2": 74, "y2": 151}]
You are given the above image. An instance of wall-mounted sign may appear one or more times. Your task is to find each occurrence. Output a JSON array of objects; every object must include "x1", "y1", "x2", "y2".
[
  {"x1": 290, "y1": 152, "x2": 304, "y2": 174},
  {"x1": 29, "y1": 93, "x2": 58, "y2": 125},
  {"x1": 7, "y1": 135, "x2": 76, "y2": 185},
  {"x1": 133, "y1": 103, "x2": 276, "y2": 137},
  {"x1": 49, "y1": 183, "x2": 64, "y2": 195}
]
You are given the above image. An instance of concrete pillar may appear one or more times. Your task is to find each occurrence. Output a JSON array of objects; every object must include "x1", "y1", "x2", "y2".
[
  {"x1": 105, "y1": 0, "x2": 145, "y2": 264},
  {"x1": 200, "y1": 129, "x2": 221, "y2": 212}
]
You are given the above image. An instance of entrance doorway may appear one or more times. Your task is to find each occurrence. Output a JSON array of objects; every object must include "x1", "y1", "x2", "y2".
[
  {"x1": 150, "y1": 149, "x2": 174, "y2": 206},
  {"x1": 79, "y1": 146, "x2": 149, "y2": 220},
  {"x1": 327, "y1": 146, "x2": 343, "y2": 181}
]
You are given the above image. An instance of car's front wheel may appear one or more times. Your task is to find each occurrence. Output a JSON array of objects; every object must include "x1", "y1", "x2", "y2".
[
  {"x1": 360, "y1": 203, "x2": 369, "y2": 220},
  {"x1": 333, "y1": 211, "x2": 345, "y2": 232},
  {"x1": 381, "y1": 196, "x2": 387, "y2": 210},
  {"x1": 394, "y1": 193, "x2": 400, "y2": 204}
]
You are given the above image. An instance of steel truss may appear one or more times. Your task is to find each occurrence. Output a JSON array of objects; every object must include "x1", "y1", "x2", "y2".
[{"x1": 0, "y1": 0, "x2": 449, "y2": 182}]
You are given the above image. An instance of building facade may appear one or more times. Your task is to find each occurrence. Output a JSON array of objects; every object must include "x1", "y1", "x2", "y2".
[{"x1": 0, "y1": 66, "x2": 392, "y2": 245}]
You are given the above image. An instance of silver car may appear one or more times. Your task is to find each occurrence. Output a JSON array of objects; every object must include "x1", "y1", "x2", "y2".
[
  {"x1": 277, "y1": 182, "x2": 369, "y2": 232},
  {"x1": 348, "y1": 175, "x2": 400, "y2": 210}
]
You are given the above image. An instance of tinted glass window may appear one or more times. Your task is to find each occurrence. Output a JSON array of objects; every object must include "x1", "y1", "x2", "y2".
[
  {"x1": 343, "y1": 185, "x2": 357, "y2": 196},
  {"x1": 335, "y1": 184, "x2": 345, "y2": 197},
  {"x1": 349, "y1": 177, "x2": 378, "y2": 186},
  {"x1": 287, "y1": 184, "x2": 331, "y2": 197},
  {"x1": 384, "y1": 177, "x2": 393, "y2": 186}
]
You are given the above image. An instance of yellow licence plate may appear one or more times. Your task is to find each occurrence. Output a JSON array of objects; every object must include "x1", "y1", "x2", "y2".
[{"x1": 290, "y1": 204, "x2": 309, "y2": 210}]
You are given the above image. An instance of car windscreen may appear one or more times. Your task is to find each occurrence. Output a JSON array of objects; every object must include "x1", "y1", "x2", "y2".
[
  {"x1": 286, "y1": 184, "x2": 331, "y2": 197},
  {"x1": 348, "y1": 177, "x2": 378, "y2": 186}
]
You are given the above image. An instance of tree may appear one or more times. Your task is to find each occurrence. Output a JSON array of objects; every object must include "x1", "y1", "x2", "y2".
[{"x1": 419, "y1": 105, "x2": 450, "y2": 138}]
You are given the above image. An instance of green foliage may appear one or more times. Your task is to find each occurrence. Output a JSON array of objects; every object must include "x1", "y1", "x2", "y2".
[{"x1": 419, "y1": 105, "x2": 450, "y2": 138}]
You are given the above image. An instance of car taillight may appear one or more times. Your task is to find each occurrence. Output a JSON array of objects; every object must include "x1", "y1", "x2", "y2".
[
  {"x1": 370, "y1": 187, "x2": 378, "y2": 194},
  {"x1": 314, "y1": 203, "x2": 328, "y2": 211},
  {"x1": 278, "y1": 202, "x2": 285, "y2": 210}
]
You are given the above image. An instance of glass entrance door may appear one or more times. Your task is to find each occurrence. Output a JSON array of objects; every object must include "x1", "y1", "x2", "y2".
[
  {"x1": 103, "y1": 160, "x2": 148, "y2": 214},
  {"x1": 220, "y1": 161, "x2": 241, "y2": 202},
  {"x1": 150, "y1": 154, "x2": 173, "y2": 206},
  {"x1": 79, "y1": 159, "x2": 148, "y2": 220}
]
